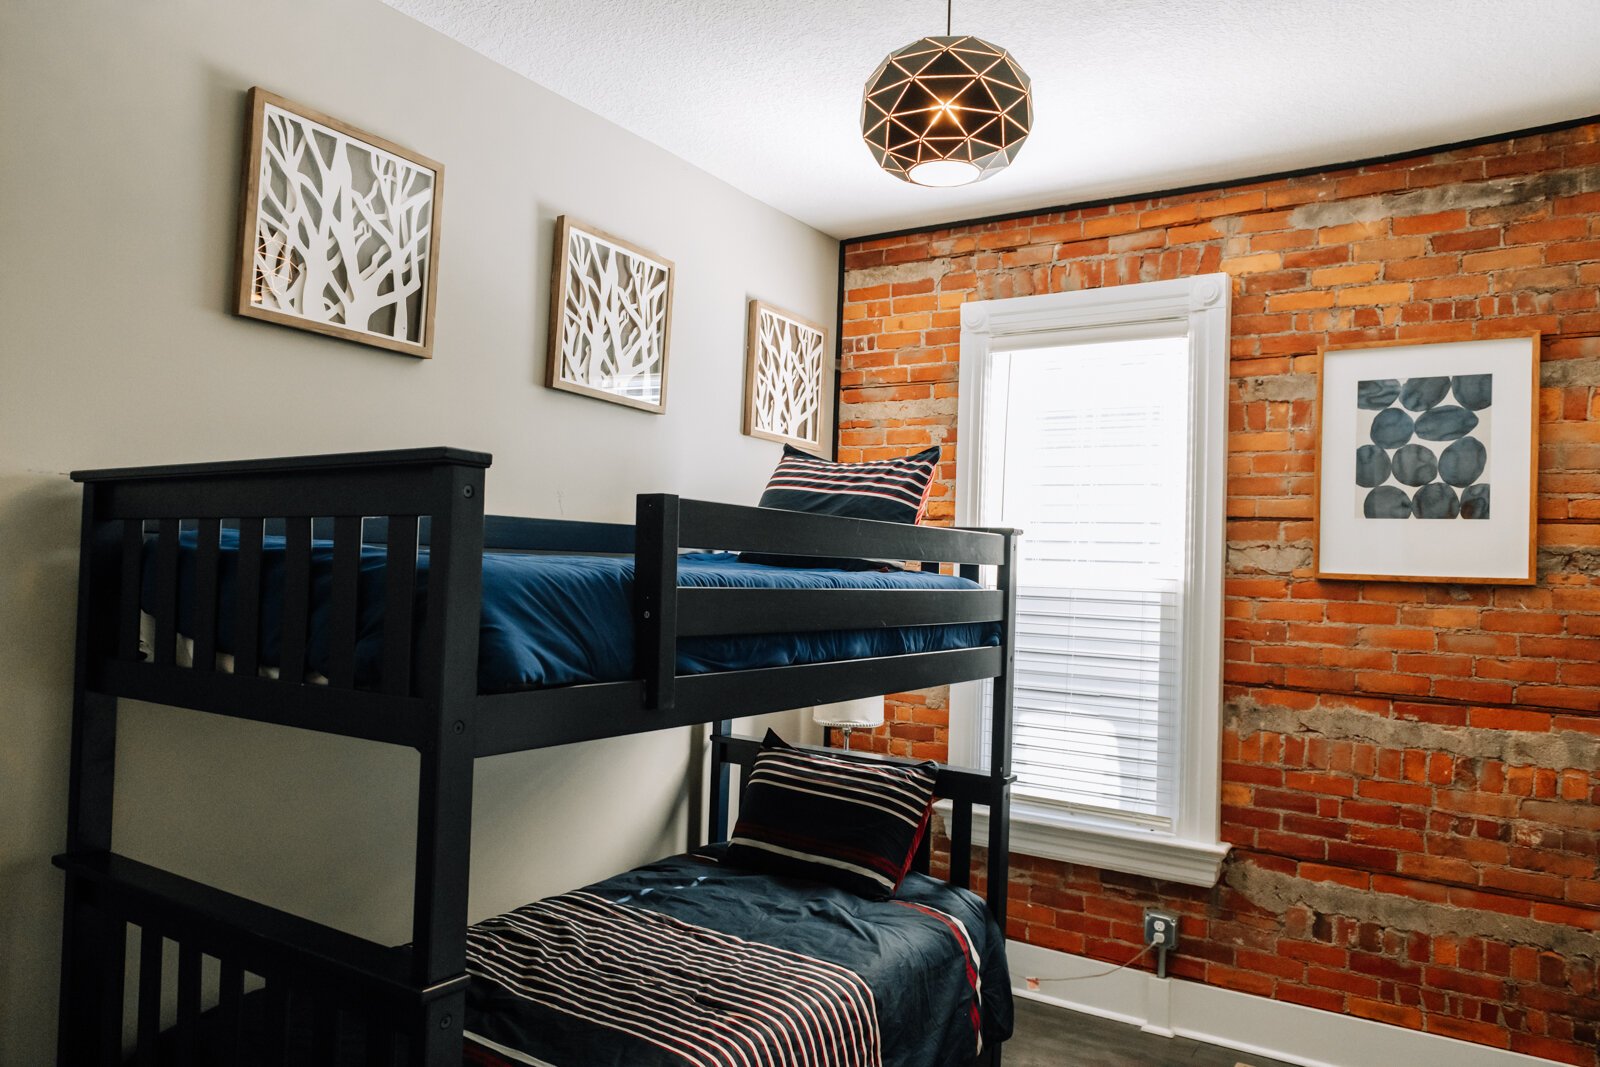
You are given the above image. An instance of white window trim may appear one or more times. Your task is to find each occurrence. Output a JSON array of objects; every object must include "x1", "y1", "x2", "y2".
[{"x1": 950, "y1": 274, "x2": 1231, "y2": 888}]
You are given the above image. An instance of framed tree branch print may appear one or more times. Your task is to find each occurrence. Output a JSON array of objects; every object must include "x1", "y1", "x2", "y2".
[
  {"x1": 546, "y1": 216, "x2": 674, "y2": 413},
  {"x1": 743, "y1": 300, "x2": 828, "y2": 456},
  {"x1": 235, "y1": 87, "x2": 443, "y2": 357},
  {"x1": 1313, "y1": 329, "x2": 1540, "y2": 584}
]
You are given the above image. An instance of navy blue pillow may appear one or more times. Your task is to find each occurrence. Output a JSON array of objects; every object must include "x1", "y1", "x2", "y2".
[
  {"x1": 741, "y1": 445, "x2": 940, "y2": 569},
  {"x1": 726, "y1": 731, "x2": 937, "y2": 900},
  {"x1": 758, "y1": 445, "x2": 940, "y2": 524}
]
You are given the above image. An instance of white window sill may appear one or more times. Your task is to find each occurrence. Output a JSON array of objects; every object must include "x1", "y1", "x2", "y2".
[{"x1": 944, "y1": 800, "x2": 1231, "y2": 888}]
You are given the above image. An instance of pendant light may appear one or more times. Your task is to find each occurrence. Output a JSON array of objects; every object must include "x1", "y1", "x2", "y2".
[{"x1": 860, "y1": 0, "x2": 1033, "y2": 187}]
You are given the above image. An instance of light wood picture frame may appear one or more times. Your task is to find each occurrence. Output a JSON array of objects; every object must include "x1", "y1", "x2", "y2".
[
  {"x1": 1312, "y1": 329, "x2": 1540, "y2": 584},
  {"x1": 235, "y1": 87, "x2": 444, "y2": 357},
  {"x1": 545, "y1": 216, "x2": 675, "y2": 414},
  {"x1": 742, "y1": 300, "x2": 829, "y2": 456}
]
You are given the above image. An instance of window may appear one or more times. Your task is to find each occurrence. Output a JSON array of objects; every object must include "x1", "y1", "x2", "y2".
[{"x1": 953, "y1": 276, "x2": 1231, "y2": 886}]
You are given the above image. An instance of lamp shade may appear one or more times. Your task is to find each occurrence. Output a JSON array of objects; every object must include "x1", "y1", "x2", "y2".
[
  {"x1": 812, "y1": 696, "x2": 886, "y2": 730},
  {"x1": 861, "y1": 35, "x2": 1032, "y2": 187}
]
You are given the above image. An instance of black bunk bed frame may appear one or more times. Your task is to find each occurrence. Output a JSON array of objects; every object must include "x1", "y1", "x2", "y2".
[{"x1": 55, "y1": 446, "x2": 1018, "y2": 1066}]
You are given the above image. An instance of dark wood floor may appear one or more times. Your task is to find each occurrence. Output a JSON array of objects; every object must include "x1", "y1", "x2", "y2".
[{"x1": 1005, "y1": 997, "x2": 1301, "y2": 1067}]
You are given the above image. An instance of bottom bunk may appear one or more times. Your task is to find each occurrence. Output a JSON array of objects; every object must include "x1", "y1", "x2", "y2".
[
  {"x1": 463, "y1": 847, "x2": 1012, "y2": 1067},
  {"x1": 111, "y1": 848, "x2": 1011, "y2": 1067},
  {"x1": 65, "y1": 735, "x2": 1015, "y2": 1067}
]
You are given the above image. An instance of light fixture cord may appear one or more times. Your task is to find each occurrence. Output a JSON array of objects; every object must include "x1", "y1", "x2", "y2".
[{"x1": 946, "y1": 0, "x2": 952, "y2": 35}]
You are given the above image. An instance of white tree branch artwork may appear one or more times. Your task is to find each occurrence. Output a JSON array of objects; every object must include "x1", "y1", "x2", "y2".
[
  {"x1": 745, "y1": 302, "x2": 826, "y2": 452},
  {"x1": 548, "y1": 218, "x2": 674, "y2": 412},
  {"x1": 239, "y1": 91, "x2": 440, "y2": 356}
]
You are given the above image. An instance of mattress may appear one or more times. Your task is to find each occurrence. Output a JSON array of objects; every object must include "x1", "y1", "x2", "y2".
[
  {"x1": 463, "y1": 847, "x2": 1013, "y2": 1067},
  {"x1": 143, "y1": 529, "x2": 1000, "y2": 692}
]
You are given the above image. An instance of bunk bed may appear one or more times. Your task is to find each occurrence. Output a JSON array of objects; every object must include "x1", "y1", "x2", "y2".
[{"x1": 54, "y1": 446, "x2": 1019, "y2": 1066}]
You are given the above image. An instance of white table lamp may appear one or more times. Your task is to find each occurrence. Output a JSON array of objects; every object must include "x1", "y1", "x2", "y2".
[{"x1": 813, "y1": 696, "x2": 886, "y2": 748}]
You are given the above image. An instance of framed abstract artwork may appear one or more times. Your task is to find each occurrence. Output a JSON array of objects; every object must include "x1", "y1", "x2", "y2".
[
  {"x1": 235, "y1": 87, "x2": 443, "y2": 357},
  {"x1": 743, "y1": 300, "x2": 828, "y2": 455},
  {"x1": 546, "y1": 216, "x2": 674, "y2": 413},
  {"x1": 1313, "y1": 330, "x2": 1540, "y2": 584}
]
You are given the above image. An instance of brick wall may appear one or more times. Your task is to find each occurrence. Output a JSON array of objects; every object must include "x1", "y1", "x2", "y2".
[{"x1": 838, "y1": 122, "x2": 1600, "y2": 1063}]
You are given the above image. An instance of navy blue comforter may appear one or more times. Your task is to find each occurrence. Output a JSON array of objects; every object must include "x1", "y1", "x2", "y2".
[
  {"x1": 463, "y1": 848, "x2": 1013, "y2": 1067},
  {"x1": 147, "y1": 530, "x2": 999, "y2": 692}
]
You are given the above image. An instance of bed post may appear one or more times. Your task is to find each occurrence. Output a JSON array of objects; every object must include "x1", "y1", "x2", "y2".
[
  {"x1": 410, "y1": 461, "x2": 486, "y2": 1063},
  {"x1": 986, "y1": 530, "x2": 1018, "y2": 931},
  {"x1": 708, "y1": 718, "x2": 735, "y2": 843},
  {"x1": 635, "y1": 494, "x2": 681, "y2": 710},
  {"x1": 56, "y1": 486, "x2": 125, "y2": 1066}
]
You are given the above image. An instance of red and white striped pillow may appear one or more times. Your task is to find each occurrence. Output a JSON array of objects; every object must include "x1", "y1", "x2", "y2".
[
  {"x1": 726, "y1": 732, "x2": 937, "y2": 900},
  {"x1": 757, "y1": 445, "x2": 940, "y2": 525}
]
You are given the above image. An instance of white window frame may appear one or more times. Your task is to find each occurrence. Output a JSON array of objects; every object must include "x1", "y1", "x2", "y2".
[{"x1": 951, "y1": 274, "x2": 1231, "y2": 887}]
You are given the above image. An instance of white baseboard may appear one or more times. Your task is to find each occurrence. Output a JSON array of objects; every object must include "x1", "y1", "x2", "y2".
[{"x1": 1007, "y1": 940, "x2": 1553, "y2": 1067}]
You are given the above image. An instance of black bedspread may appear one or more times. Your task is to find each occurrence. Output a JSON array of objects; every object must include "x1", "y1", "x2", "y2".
[{"x1": 463, "y1": 848, "x2": 1013, "y2": 1067}]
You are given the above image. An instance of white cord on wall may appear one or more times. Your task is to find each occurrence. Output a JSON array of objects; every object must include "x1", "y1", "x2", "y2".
[{"x1": 1023, "y1": 941, "x2": 1158, "y2": 989}]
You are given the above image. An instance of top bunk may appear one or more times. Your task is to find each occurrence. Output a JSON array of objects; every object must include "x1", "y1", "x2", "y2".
[{"x1": 70, "y1": 447, "x2": 1018, "y2": 761}]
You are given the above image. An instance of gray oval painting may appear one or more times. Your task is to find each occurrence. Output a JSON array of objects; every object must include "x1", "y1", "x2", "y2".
[
  {"x1": 1400, "y1": 377, "x2": 1450, "y2": 411},
  {"x1": 1358, "y1": 379, "x2": 1401, "y2": 410},
  {"x1": 1412, "y1": 482, "x2": 1460, "y2": 519},
  {"x1": 1439, "y1": 437, "x2": 1487, "y2": 487},
  {"x1": 1391, "y1": 444, "x2": 1438, "y2": 487},
  {"x1": 1363, "y1": 486, "x2": 1412, "y2": 519},
  {"x1": 1452, "y1": 374, "x2": 1492, "y2": 411},
  {"x1": 1415, "y1": 406, "x2": 1479, "y2": 441},
  {"x1": 1460, "y1": 484, "x2": 1491, "y2": 519},
  {"x1": 1355, "y1": 445, "x2": 1391, "y2": 488},
  {"x1": 1370, "y1": 408, "x2": 1415, "y2": 448}
]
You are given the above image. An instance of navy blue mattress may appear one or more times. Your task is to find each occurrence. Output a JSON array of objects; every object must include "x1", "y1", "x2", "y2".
[
  {"x1": 146, "y1": 529, "x2": 999, "y2": 692},
  {"x1": 464, "y1": 847, "x2": 1013, "y2": 1067}
]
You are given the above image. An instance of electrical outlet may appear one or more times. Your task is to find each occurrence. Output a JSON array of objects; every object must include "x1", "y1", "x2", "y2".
[{"x1": 1144, "y1": 909, "x2": 1179, "y2": 951}]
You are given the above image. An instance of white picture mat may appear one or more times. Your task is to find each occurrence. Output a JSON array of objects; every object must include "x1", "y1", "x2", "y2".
[{"x1": 1317, "y1": 336, "x2": 1534, "y2": 580}]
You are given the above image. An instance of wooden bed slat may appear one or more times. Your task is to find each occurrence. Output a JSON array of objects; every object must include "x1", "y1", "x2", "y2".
[
  {"x1": 634, "y1": 494, "x2": 680, "y2": 710},
  {"x1": 152, "y1": 518, "x2": 180, "y2": 667},
  {"x1": 135, "y1": 925, "x2": 162, "y2": 1066},
  {"x1": 263, "y1": 979, "x2": 291, "y2": 1066},
  {"x1": 192, "y1": 518, "x2": 222, "y2": 672},
  {"x1": 219, "y1": 961, "x2": 245, "y2": 1065},
  {"x1": 382, "y1": 516, "x2": 418, "y2": 697},
  {"x1": 950, "y1": 800, "x2": 973, "y2": 890},
  {"x1": 327, "y1": 516, "x2": 363, "y2": 689},
  {"x1": 365, "y1": 1018, "x2": 394, "y2": 1067},
  {"x1": 912, "y1": 818, "x2": 932, "y2": 874},
  {"x1": 175, "y1": 941, "x2": 201, "y2": 1066},
  {"x1": 94, "y1": 907, "x2": 126, "y2": 1067},
  {"x1": 312, "y1": 1003, "x2": 340, "y2": 1067},
  {"x1": 119, "y1": 520, "x2": 144, "y2": 661},
  {"x1": 98, "y1": 660, "x2": 423, "y2": 747},
  {"x1": 280, "y1": 518, "x2": 312, "y2": 684},
  {"x1": 679, "y1": 499, "x2": 1006, "y2": 565},
  {"x1": 235, "y1": 518, "x2": 264, "y2": 678}
]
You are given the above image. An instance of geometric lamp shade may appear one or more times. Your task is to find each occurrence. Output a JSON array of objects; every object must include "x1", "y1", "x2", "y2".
[{"x1": 861, "y1": 34, "x2": 1033, "y2": 187}]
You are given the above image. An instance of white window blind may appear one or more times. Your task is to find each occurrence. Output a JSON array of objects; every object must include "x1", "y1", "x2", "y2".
[{"x1": 979, "y1": 335, "x2": 1192, "y2": 831}]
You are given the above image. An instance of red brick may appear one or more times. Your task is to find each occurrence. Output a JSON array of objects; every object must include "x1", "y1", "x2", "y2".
[{"x1": 839, "y1": 121, "x2": 1600, "y2": 1067}]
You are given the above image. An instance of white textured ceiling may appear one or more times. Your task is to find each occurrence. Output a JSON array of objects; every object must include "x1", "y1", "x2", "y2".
[{"x1": 382, "y1": 0, "x2": 1600, "y2": 238}]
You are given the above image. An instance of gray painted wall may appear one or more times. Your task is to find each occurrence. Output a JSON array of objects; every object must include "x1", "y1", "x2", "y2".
[{"x1": 0, "y1": 2, "x2": 836, "y2": 1061}]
